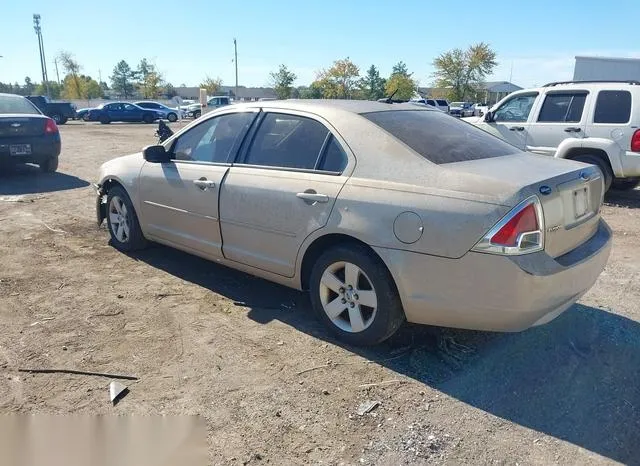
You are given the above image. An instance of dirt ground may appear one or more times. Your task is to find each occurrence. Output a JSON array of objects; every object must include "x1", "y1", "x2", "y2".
[{"x1": 0, "y1": 121, "x2": 639, "y2": 465}]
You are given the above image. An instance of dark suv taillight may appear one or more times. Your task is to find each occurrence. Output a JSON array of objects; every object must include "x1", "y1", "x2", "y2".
[{"x1": 631, "y1": 129, "x2": 640, "y2": 152}]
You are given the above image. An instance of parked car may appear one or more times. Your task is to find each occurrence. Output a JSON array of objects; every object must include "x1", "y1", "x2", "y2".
[
  {"x1": 26, "y1": 95, "x2": 76, "y2": 125},
  {"x1": 76, "y1": 107, "x2": 93, "y2": 121},
  {"x1": 0, "y1": 93, "x2": 60, "y2": 172},
  {"x1": 413, "y1": 98, "x2": 449, "y2": 113},
  {"x1": 449, "y1": 102, "x2": 474, "y2": 117},
  {"x1": 135, "y1": 101, "x2": 184, "y2": 122},
  {"x1": 463, "y1": 80, "x2": 640, "y2": 191},
  {"x1": 95, "y1": 100, "x2": 611, "y2": 345},
  {"x1": 473, "y1": 103, "x2": 489, "y2": 116},
  {"x1": 86, "y1": 102, "x2": 163, "y2": 124},
  {"x1": 185, "y1": 96, "x2": 232, "y2": 119}
]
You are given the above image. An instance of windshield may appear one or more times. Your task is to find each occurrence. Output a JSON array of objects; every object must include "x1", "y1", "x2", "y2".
[
  {"x1": 0, "y1": 95, "x2": 40, "y2": 115},
  {"x1": 451, "y1": 102, "x2": 464, "y2": 107},
  {"x1": 362, "y1": 110, "x2": 519, "y2": 164}
]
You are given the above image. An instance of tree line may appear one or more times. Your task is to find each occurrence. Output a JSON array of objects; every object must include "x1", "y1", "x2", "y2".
[{"x1": 1, "y1": 43, "x2": 497, "y2": 102}]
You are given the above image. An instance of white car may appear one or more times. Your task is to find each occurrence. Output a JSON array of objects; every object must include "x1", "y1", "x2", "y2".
[
  {"x1": 412, "y1": 98, "x2": 449, "y2": 113},
  {"x1": 135, "y1": 101, "x2": 185, "y2": 122},
  {"x1": 464, "y1": 80, "x2": 640, "y2": 191}
]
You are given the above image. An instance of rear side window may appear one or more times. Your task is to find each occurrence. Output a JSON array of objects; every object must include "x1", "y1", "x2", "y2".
[
  {"x1": 436, "y1": 100, "x2": 448, "y2": 106},
  {"x1": 594, "y1": 90, "x2": 631, "y2": 123},
  {"x1": 538, "y1": 92, "x2": 587, "y2": 122},
  {"x1": 0, "y1": 95, "x2": 40, "y2": 114},
  {"x1": 363, "y1": 110, "x2": 519, "y2": 164}
]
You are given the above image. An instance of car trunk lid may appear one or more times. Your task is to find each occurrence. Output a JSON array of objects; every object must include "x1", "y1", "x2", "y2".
[
  {"x1": 444, "y1": 153, "x2": 604, "y2": 258},
  {"x1": 0, "y1": 114, "x2": 49, "y2": 138}
]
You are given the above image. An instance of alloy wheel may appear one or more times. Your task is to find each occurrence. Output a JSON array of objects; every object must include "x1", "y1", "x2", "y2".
[{"x1": 108, "y1": 196, "x2": 130, "y2": 243}]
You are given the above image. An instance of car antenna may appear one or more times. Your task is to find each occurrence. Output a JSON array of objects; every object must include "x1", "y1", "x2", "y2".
[{"x1": 384, "y1": 88, "x2": 399, "y2": 103}]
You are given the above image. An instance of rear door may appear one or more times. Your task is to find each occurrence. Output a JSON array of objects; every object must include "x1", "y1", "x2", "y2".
[
  {"x1": 525, "y1": 90, "x2": 589, "y2": 156},
  {"x1": 219, "y1": 111, "x2": 351, "y2": 277},
  {"x1": 138, "y1": 110, "x2": 257, "y2": 257},
  {"x1": 105, "y1": 103, "x2": 123, "y2": 121},
  {"x1": 482, "y1": 92, "x2": 539, "y2": 149}
]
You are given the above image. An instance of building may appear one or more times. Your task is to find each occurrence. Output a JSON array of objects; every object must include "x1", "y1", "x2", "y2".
[
  {"x1": 574, "y1": 56, "x2": 640, "y2": 81},
  {"x1": 418, "y1": 81, "x2": 522, "y2": 105},
  {"x1": 175, "y1": 85, "x2": 277, "y2": 101}
]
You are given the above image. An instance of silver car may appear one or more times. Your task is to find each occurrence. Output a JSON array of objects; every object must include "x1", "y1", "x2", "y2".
[
  {"x1": 135, "y1": 101, "x2": 184, "y2": 122},
  {"x1": 95, "y1": 100, "x2": 611, "y2": 345}
]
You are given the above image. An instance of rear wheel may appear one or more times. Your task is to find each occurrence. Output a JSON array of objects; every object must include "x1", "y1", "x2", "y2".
[
  {"x1": 143, "y1": 114, "x2": 154, "y2": 124},
  {"x1": 573, "y1": 154, "x2": 613, "y2": 192},
  {"x1": 309, "y1": 243, "x2": 405, "y2": 346},
  {"x1": 167, "y1": 112, "x2": 178, "y2": 122},
  {"x1": 611, "y1": 177, "x2": 640, "y2": 191},
  {"x1": 51, "y1": 113, "x2": 62, "y2": 124},
  {"x1": 40, "y1": 156, "x2": 58, "y2": 173},
  {"x1": 106, "y1": 186, "x2": 147, "y2": 252}
]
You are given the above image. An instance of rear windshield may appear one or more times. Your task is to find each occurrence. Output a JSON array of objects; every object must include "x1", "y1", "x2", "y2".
[
  {"x1": 0, "y1": 95, "x2": 40, "y2": 115},
  {"x1": 436, "y1": 100, "x2": 449, "y2": 106},
  {"x1": 362, "y1": 110, "x2": 519, "y2": 164}
]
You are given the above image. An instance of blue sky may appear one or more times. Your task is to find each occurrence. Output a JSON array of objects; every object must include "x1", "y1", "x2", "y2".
[{"x1": 1, "y1": 0, "x2": 639, "y2": 89}]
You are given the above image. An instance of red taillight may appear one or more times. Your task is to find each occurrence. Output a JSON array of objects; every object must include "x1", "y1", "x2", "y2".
[
  {"x1": 490, "y1": 203, "x2": 538, "y2": 246},
  {"x1": 44, "y1": 118, "x2": 58, "y2": 134},
  {"x1": 631, "y1": 129, "x2": 640, "y2": 152}
]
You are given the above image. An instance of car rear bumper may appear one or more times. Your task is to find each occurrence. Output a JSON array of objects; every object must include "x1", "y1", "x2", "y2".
[
  {"x1": 0, "y1": 136, "x2": 61, "y2": 164},
  {"x1": 622, "y1": 151, "x2": 640, "y2": 177},
  {"x1": 373, "y1": 219, "x2": 612, "y2": 331}
]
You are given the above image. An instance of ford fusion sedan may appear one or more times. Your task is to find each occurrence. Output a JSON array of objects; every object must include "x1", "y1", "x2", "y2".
[
  {"x1": 0, "y1": 93, "x2": 61, "y2": 172},
  {"x1": 86, "y1": 102, "x2": 163, "y2": 124},
  {"x1": 95, "y1": 100, "x2": 611, "y2": 345}
]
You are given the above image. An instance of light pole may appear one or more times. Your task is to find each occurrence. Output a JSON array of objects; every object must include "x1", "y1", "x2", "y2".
[
  {"x1": 233, "y1": 38, "x2": 238, "y2": 99},
  {"x1": 33, "y1": 14, "x2": 50, "y2": 97}
]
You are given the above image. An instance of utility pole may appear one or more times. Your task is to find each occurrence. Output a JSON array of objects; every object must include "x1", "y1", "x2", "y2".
[
  {"x1": 98, "y1": 69, "x2": 102, "y2": 84},
  {"x1": 233, "y1": 38, "x2": 238, "y2": 99},
  {"x1": 33, "y1": 14, "x2": 50, "y2": 97},
  {"x1": 54, "y1": 57, "x2": 60, "y2": 84},
  {"x1": 509, "y1": 61, "x2": 514, "y2": 83}
]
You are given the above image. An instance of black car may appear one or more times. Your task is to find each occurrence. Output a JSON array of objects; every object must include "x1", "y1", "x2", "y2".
[
  {"x1": 87, "y1": 102, "x2": 163, "y2": 124},
  {"x1": 26, "y1": 95, "x2": 76, "y2": 124},
  {"x1": 0, "y1": 93, "x2": 61, "y2": 173}
]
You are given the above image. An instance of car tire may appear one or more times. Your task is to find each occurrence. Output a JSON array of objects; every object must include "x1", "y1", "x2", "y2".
[
  {"x1": 309, "y1": 243, "x2": 405, "y2": 346},
  {"x1": 167, "y1": 113, "x2": 178, "y2": 122},
  {"x1": 143, "y1": 114, "x2": 154, "y2": 124},
  {"x1": 105, "y1": 185, "x2": 147, "y2": 252},
  {"x1": 611, "y1": 177, "x2": 640, "y2": 191},
  {"x1": 193, "y1": 110, "x2": 201, "y2": 119},
  {"x1": 100, "y1": 115, "x2": 111, "y2": 124},
  {"x1": 82, "y1": 114, "x2": 91, "y2": 122},
  {"x1": 40, "y1": 156, "x2": 58, "y2": 173},
  {"x1": 573, "y1": 154, "x2": 613, "y2": 192},
  {"x1": 59, "y1": 117, "x2": 68, "y2": 125},
  {"x1": 51, "y1": 113, "x2": 62, "y2": 124}
]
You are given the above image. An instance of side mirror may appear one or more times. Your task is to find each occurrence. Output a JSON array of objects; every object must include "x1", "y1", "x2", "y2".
[
  {"x1": 484, "y1": 111, "x2": 494, "y2": 123},
  {"x1": 143, "y1": 145, "x2": 171, "y2": 163}
]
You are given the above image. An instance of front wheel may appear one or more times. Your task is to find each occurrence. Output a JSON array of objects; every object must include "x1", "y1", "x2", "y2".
[
  {"x1": 309, "y1": 244, "x2": 405, "y2": 346},
  {"x1": 193, "y1": 110, "x2": 201, "y2": 119},
  {"x1": 106, "y1": 186, "x2": 147, "y2": 252},
  {"x1": 167, "y1": 113, "x2": 178, "y2": 122}
]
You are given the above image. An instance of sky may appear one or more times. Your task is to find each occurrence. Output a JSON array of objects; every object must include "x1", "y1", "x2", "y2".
[{"x1": 1, "y1": 0, "x2": 639, "y2": 90}]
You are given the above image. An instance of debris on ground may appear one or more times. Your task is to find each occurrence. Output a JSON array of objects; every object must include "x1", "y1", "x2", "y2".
[
  {"x1": 357, "y1": 400, "x2": 380, "y2": 416},
  {"x1": 109, "y1": 381, "x2": 128, "y2": 404}
]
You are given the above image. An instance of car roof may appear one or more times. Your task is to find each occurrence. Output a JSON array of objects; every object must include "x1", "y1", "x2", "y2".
[
  {"x1": 229, "y1": 99, "x2": 436, "y2": 116},
  {"x1": 516, "y1": 81, "x2": 640, "y2": 94}
]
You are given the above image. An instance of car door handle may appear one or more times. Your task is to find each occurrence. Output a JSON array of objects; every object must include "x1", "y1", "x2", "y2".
[
  {"x1": 193, "y1": 179, "x2": 215, "y2": 190},
  {"x1": 564, "y1": 127, "x2": 582, "y2": 133},
  {"x1": 509, "y1": 126, "x2": 525, "y2": 131},
  {"x1": 296, "y1": 192, "x2": 329, "y2": 204}
]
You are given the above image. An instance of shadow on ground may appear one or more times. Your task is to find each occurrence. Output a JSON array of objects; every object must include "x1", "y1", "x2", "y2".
[
  {"x1": 0, "y1": 165, "x2": 89, "y2": 195},
  {"x1": 605, "y1": 187, "x2": 640, "y2": 209},
  {"x1": 130, "y1": 244, "x2": 640, "y2": 464}
]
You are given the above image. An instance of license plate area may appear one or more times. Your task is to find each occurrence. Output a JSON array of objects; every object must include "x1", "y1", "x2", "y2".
[
  {"x1": 573, "y1": 187, "x2": 588, "y2": 219},
  {"x1": 10, "y1": 144, "x2": 31, "y2": 156}
]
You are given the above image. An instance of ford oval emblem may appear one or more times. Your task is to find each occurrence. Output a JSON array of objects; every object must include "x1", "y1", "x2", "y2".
[{"x1": 539, "y1": 185, "x2": 552, "y2": 195}]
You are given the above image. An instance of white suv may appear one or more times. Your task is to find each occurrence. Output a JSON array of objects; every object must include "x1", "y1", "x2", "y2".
[{"x1": 464, "y1": 80, "x2": 640, "y2": 191}]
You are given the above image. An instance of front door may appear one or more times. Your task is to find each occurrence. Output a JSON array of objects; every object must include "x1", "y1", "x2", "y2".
[
  {"x1": 481, "y1": 93, "x2": 539, "y2": 150},
  {"x1": 138, "y1": 110, "x2": 257, "y2": 257},
  {"x1": 525, "y1": 90, "x2": 589, "y2": 156},
  {"x1": 122, "y1": 103, "x2": 143, "y2": 122},
  {"x1": 220, "y1": 111, "x2": 351, "y2": 277}
]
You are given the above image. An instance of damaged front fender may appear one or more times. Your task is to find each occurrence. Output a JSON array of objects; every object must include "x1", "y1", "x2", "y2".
[{"x1": 94, "y1": 183, "x2": 106, "y2": 227}]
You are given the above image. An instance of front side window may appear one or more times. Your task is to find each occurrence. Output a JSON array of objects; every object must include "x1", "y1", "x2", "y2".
[
  {"x1": 173, "y1": 112, "x2": 254, "y2": 163},
  {"x1": 123, "y1": 104, "x2": 136, "y2": 111},
  {"x1": 243, "y1": 113, "x2": 330, "y2": 170},
  {"x1": 363, "y1": 109, "x2": 519, "y2": 164},
  {"x1": 537, "y1": 92, "x2": 587, "y2": 123},
  {"x1": 594, "y1": 90, "x2": 631, "y2": 124},
  {"x1": 493, "y1": 93, "x2": 538, "y2": 122}
]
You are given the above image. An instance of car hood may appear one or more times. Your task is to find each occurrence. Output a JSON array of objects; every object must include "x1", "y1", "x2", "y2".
[
  {"x1": 461, "y1": 115, "x2": 483, "y2": 123},
  {"x1": 98, "y1": 152, "x2": 145, "y2": 185}
]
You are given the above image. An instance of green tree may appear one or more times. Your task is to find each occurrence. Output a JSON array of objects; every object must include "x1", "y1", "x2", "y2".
[
  {"x1": 24, "y1": 77, "x2": 35, "y2": 95},
  {"x1": 385, "y1": 61, "x2": 417, "y2": 100},
  {"x1": 433, "y1": 42, "x2": 497, "y2": 101},
  {"x1": 137, "y1": 58, "x2": 164, "y2": 99},
  {"x1": 315, "y1": 58, "x2": 360, "y2": 99},
  {"x1": 200, "y1": 76, "x2": 223, "y2": 95},
  {"x1": 110, "y1": 60, "x2": 138, "y2": 98},
  {"x1": 298, "y1": 83, "x2": 323, "y2": 99},
  {"x1": 58, "y1": 51, "x2": 83, "y2": 99},
  {"x1": 359, "y1": 65, "x2": 386, "y2": 100},
  {"x1": 164, "y1": 83, "x2": 177, "y2": 98},
  {"x1": 82, "y1": 76, "x2": 103, "y2": 99},
  {"x1": 269, "y1": 64, "x2": 297, "y2": 99},
  {"x1": 35, "y1": 81, "x2": 61, "y2": 99}
]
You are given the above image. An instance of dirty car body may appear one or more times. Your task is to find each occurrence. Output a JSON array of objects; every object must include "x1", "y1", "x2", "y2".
[{"x1": 95, "y1": 100, "x2": 611, "y2": 345}]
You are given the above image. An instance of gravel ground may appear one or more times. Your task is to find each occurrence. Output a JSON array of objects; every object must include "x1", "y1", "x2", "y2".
[{"x1": 0, "y1": 121, "x2": 639, "y2": 465}]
